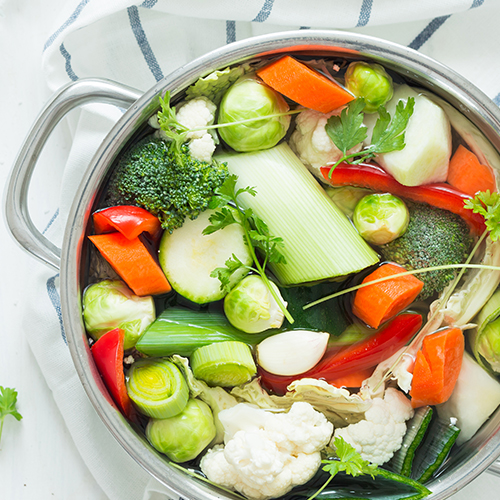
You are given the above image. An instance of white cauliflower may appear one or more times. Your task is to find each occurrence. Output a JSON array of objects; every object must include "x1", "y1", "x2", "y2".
[
  {"x1": 289, "y1": 108, "x2": 362, "y2": 181},
  {"x1": 200, "y1": 402, "x2": 333, "y2": 500},
  {"x1": 149, "y1": 96, "x2": 217, "y2": 162},
  {"x1": 332, "y1": 388, "x2": 414, "y2": 465}
]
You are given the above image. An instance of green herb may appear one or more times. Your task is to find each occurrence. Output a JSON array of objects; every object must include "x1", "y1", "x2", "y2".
[
  {"x1": 307, "y1": 437, "x2": 430, "y2": 500},
  {"x1": 464, "y1": 190, "x2": 500, "y2": 241},
  {"x1": 0, "y1": 387, "x2": 22, "y2": 445},
  {"x1": 203, "y1": 174, "x2": 292, "y2": 323},
  {"x1": 325, "y1": 97, "x2": 415, "y2": 177}
]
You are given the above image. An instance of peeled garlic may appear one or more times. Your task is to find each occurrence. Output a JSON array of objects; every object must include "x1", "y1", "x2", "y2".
[{"x1": 256, "y1": 330, "x2": 329, "y2": 376}]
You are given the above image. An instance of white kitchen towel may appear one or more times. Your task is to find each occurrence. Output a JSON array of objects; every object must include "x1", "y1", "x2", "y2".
[{"x1": 22, "y1": 1, "x2": 500, "y2": 499}]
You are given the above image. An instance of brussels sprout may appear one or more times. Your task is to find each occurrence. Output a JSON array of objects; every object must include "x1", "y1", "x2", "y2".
[
  {"x1": 224, "y1": 275, "x2": 286, "y2": 333},
  {"x1": 353, "y1": 193, "x2": 409, "y2": 245},
  {"x1": 83, "y1": 280, "x2": 155, "y2": 350},
  {"x1": 326, "y1": 186, "x2": 372, "y2": 217},
  {"x1": 146, "y1": 398, "x2": 216, "y2": 462},
  {"x1": 218, "y1": 76, "x2": 291, "y2": 152},
  {"x1": 345, "y1": 62, "x2": 393, "y2": 113}
]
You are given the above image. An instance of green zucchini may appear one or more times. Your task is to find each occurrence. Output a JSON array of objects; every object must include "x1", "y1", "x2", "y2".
[
  {"x1": 136, "y1": 306, "x2": 277, "y2": 357},
  {"x1": 158, "y1": 209, "x2": 252, "y2": 304},
  {"x1": 410, "y1": 418, "x2": 460, "y2": 483},
  {"x1": 216, "y1": 143, "x2": 379, "y2": 285},
  {"x1": 389, "y1": 407, "x2": 433, "y2": 476}
]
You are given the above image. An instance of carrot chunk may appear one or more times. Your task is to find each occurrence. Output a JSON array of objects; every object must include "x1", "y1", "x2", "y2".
[
  {"x1": 89, "y1": 232, "x2": 171, "y2": 296},
  {"x1": 352, "y1": 263, "x2": 424, "y2": 329},
  {"x1": 410, "y1": 327, "x2": 464, "y2": 408},
  {"x1": 447, "y1": 145, "x2": 496, "y2": 196},
  {"x1": 256, "y1": 56, "x2": 354, "y2": 113}
]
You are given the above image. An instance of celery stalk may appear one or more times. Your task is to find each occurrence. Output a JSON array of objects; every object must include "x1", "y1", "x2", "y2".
[{"x1": 216, "y1": 143, "x2": 379, "y2": 285}]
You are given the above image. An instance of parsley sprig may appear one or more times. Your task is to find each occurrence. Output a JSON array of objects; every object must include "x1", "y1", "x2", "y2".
[
  {"x1": 203, "y1": 174, "x2": 293, "y2": 324},
  {"x1": 0, "y1": 387, "x2": 22, "y2": 446},
  {"x1": 308, "y1": 437, "x2": 430, "y2": 500},
  {"x1": 325, "y1": 97, "x2": 415, "y2": 178},
  {"x1": 464, "y1": 190, "x2": 500, "y2": 241}
]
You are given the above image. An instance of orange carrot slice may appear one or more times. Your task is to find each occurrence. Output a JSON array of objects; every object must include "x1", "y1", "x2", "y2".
[
  {"x1": 447, "y1": 144, "x2": 496, "y2": 196},
  {"x1": 410, "y1": 327, "x2": 464, "y2": 408},
  {"x1": 352, "y1": 263, "x2": 424, "y2": 329},
  {"x1": 89, "y1": 232, "x2": 171, "y2": 296},
  {"x1": 257, "y1": 56, "x2": 354, "y2": 113}
]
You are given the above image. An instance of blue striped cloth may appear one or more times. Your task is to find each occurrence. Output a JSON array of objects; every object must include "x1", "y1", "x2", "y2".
[{"x1": 33, "y1": 1, "x2": 500, "y2": 499}]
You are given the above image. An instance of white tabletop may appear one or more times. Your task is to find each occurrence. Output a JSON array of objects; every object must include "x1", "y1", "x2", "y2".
[{"x1": 1, "y1": 2, "x2": 500, "y2": 499}]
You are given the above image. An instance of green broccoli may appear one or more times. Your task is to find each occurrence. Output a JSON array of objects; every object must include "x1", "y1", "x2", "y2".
[
  {"x1": 379, "y1": 202, "x2": 474, "y2": 300},
  {"x1": 106, "y1": 136, "x2": 229, "y2": 233}
]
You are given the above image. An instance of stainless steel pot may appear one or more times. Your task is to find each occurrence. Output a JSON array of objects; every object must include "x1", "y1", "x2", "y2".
[{"x1": 6, "y1": 30, "x2": 500, "y2": 499}]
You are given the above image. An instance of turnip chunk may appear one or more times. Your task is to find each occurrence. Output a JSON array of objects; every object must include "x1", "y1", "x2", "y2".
[
  {"x1": 365, "y1": 85, "x2": 452, "y2": 187},
  {"x1": 256, "y1": 330, "x2": 329, "y2": 376},
  {"x1": 437, "y1": 352, "x2": 500, "y2": 445}
]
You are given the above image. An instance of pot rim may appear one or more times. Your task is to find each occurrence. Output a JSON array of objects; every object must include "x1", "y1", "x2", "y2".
[{"x1": 60, "y1": 29, "x2": 500, "y2": 500}]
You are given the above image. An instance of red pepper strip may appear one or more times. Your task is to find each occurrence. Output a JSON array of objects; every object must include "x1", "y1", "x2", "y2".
[
  {"x1": 93, "y1": 205, "x2": 162, "y2": 240},
  {"x1": 320, "y1": 163, "x2": 486, "y2": 237},
  {"x1": 91, "y1": 328, "x2": 134, "y2": 419},
  {"x1": 259, "y1": 313, "x2": 422, "y2": 395}
]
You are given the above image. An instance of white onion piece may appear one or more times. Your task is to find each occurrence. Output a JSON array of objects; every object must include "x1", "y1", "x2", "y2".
[{"x1": 256, "y1": 330, "x2": 329, "y2": 376}]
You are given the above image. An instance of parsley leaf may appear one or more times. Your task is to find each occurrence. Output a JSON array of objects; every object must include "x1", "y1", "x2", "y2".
[
  {"x1": 464, "y1": 190, "x2": 500, "y2": 241},
  {"x1": 324, "y1": 97, "x2": 415, "y2": 178},
  {"x1": 0, "y1": 387, "x2": 22, "y2": 445},
  {"x1": 157, "y1": 92, "x2": 190, "y2": 153},
  {"x1": 203, "y1": 174, "x2": 293, "y2": 323}
]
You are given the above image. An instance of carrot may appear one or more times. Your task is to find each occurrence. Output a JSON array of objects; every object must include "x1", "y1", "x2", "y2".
[
  {"x1": 352, "y1": 263, "x2": 424, "y2": 329},
  {"x1": 410, "y1": 327, "x2": 464, "y2": 408},
  {"x1": 256, "y1": 56, "x2": 354, "y2": 113},
  {"x1": 447, "y1": 144, "x2": 496, "y2": 196},
  {"x1": 89, "y1": 232, "x2": 171, "y2": 296},
  {"x1": 326, "y1": 366, "x2": 374, "y2": 388}
]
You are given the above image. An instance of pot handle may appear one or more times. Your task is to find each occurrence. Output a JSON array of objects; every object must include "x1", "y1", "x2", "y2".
[
  {"x1": 488, "y1": 459, "x2": 500, "y2": 477},
  {"x1": 4, "y1": 78, "x2": 143, "y2": 271}
]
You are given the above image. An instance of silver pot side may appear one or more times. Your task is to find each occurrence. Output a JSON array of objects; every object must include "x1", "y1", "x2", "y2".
[{"x1": 58, "y1": 30, "x2": 500, "y2": 500}]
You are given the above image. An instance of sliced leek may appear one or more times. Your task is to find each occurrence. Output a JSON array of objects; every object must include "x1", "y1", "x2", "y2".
[
  {"x1": 216, "y1": 143, "x2": 379, "y2": 285},
  {"x1": 190, "y1": 341, "x2": 256, "y2": 387},
  {"x1": 126, "y1": 358, "x2": 189, "y2": 419},
  {"x1": 136, "y1": 307, "x2": 277, "y2": 357}
]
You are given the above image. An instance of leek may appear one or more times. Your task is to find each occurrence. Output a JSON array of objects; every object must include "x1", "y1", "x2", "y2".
[
  {"x1": 190, "y1": 341, "x2": 256, "y2": 387},
  {"x1": 136, "y1": 307, "x2": 277, "y2": 357},
  {"x1": 126, "y1": 358, "x2": 189, "y2": 419},
  {"x1": 216, "y1": 143, "x2": 379, "y2": 285}
]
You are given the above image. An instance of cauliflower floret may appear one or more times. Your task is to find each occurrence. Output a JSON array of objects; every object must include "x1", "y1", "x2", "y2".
[
  {"x1": 332, "y1": 388, "x2": 414, "y2": 465},
  {"x1": 289, "y1": 108, "x2": 362, "y2": 181},
  {"x1": 201, "y1": 402, "x2": 333, "y2": 500},
  {"x1": 187, "y1": 133, "x2": 216, "y2": 163}
]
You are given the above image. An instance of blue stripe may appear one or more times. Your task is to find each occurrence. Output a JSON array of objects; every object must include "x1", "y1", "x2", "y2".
[
  {"x1": 408, "y1": 15, "x2": 451, "y2": 51},
  {"x1": 127, "y1": 6, "x2": 164, "y2": 82},
  {"x1": 141, "y1": 0, "x2": 158, "y2": 7},
  {"x1": 47, "y1": 274, "x2": 67, "y2": 345},
  {"x1": 471, "y1": 0, "x2": 484, "y2": 7},
  {"x1": 493, "y1": 93, "x2": 500, "y2": 106},
  {"x1": 299, "y1": 26, "x2": 311, "y2": 30},
  {"x1": 44, "y1": 0, "x2": 90, "y2": 51},
  {"x1": 356, "y1": 0, "x2": 373, "y2": 27},
  {"x1": 42, "y1": 209, "x2": 60, "y2": 235},
  {"x1": 60, "y1": 44, "x2": 78, "y2": 81},
  {"x1": 252, "y1": 0, "x2": 274, "y2": 22},
  {"x1": 226, "y1": 21, "x2": 236, "y2": 44}
]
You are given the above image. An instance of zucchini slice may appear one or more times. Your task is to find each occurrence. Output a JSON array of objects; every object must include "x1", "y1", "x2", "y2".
[{"x1": 158, "y1": 209, "x2": 252, "y2": 304}]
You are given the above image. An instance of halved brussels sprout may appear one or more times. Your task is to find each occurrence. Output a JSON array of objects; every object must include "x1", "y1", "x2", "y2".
[
  {"x1": 353, "y1": 193, "x2": 409, "y2": 245},
  {"x1": 345, "y1": 62, "x2": 393, "y2": 113},
  {"x1": 218, "y1": 76, "x2": 290, "y2": 152}
]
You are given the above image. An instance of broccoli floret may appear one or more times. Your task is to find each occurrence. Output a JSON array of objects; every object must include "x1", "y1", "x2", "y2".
[
  {"x1": 106, "y1": 136, "x2": 229, "y2": 233},
  {"x1": 379, "y1": 202, "x2": 474, "y2": 300}
]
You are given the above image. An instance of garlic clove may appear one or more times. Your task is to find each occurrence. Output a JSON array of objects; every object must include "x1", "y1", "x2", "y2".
[{"x1": 256, "y1": 330, "x2": 329, "y2": 376}]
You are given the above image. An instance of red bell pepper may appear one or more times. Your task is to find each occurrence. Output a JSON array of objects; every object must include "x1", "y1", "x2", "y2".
[
  {"x1": 259, "y1": 312, "x2": 423, "y2": 395},
  {"x1": 91, "y1": 328, "x2": 134, "y2": 419},
  {"x1": 321, "y1": 163, "x2": 486, "y2": 237},
  {"x1": 93, "y1": 205, "x2": 161, "y2": 240}
]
